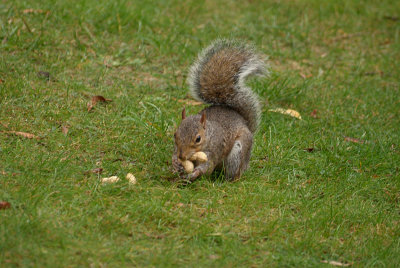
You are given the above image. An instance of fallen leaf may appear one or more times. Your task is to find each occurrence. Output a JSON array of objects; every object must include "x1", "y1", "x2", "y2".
[
  {"x1": 0, "y1": 79, "x2": 4, "y2": 84},
  {"x1": 4, "y1": 131, "x2": 39, "y2": 139},
  {"x1": 87, "y1": 95, "x2": 112, "y2": 112},
  {"x1": 84, "y1": 168, "x2": 103, "y2": 175},
  {"x1": 61, "y1": 125, "x2": 69, "y2": 135},
  {"x1": 176, "y1": 203, "x2": 185, "y2": 208},
  {"x1": 126, "y1": 173, "x2": 137, "y2": 185},
  {"x1": 197, "y1": 208, "x2": 207, "y2": 217},
  {"x1": 209, "y1": 255, "x2": 221, "y2": 260},
  {"x1": 299, "y1": 72, "x2": 312, "y2": 79},
  {"x1": 0, "y1": 121, "x2": 9, "y2": 128},
  {"x1": 163, "y1": 175, "x2": 181, "y2": 182},
  {"x1": 289, "y1": 60, "x2": 301, "y2": 70},
  {"x1": 0, "y1": 201, "x2": 11, "y2": 210},
  {"x1": 208, "y1": 232, "x2": 222, "y2": 236},
  {"x1": 268, "y1": 108, "x2": 302, "y2": 119},
  {"x1": 37, "y1": 71, "x2": 50, "y2": 80},
  {"x1": 144, "y1": 232, "x2": 165, "y2": 239},
  {"x1": 101, "y1": 176, "x2": 119, "y2": 184},
  {"x1": 344, "y1": 136, "x2": 364, "y2": 144},
  {"x1": 364, "y1": 71, "x2": 383, "y2": 76},
  {"x1": 22, "y1": 9, "x2": 48, "y2": 14},
  {"x1": 321, "y1": 260, "x2": 352, "y2": 267},
  {"x1": 310, "y1": 109, "x2": 318, "y2": 118},
  {"x1": 383, "y1": 15, "x2": 399, "y2": 21},
  {"x1": 177, "y1": 99, "x2": 203, "y2": 106}
]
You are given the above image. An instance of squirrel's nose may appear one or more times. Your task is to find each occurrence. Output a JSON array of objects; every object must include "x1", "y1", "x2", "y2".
[{"x1": 179, "y1": 150, "x2": 186, "y2": 160}]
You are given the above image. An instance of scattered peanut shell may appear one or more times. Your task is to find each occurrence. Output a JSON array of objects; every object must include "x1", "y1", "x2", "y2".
[
  {"x1": 190, "y1": 151, "x2": 208, "y2": 162},
  {"x1": 101, "y1": 176, "x2": 120, "y2": 184},
  {"x1": 126, "y1": 173, "x2": 137, "y2": 185},
  {"x1": 182, "y1": 160, "x2": 194, "y2": 173},
  {"x1": 268, "y1": 108, "x2": 302, "y2": 120}
]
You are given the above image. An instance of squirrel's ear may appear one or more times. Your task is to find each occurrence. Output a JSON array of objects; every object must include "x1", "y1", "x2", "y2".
[
  {"x1": 181, "y1": 107, "x2": 186, "y2": 120},
  {"x1": 200, "y1": 111, "x2": 206, "y2": 128}
]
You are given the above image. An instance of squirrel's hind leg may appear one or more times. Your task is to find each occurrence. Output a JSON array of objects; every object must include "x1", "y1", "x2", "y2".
[{"x1": 225, "y1": 129, "x2": 253, "y2": 180}]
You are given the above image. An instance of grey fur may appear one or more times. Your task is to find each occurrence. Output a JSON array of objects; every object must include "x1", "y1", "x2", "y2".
[
  {"x1": 187, "y1": 39, "x2": 268, "y2": 133},
  {"x1": 173, "y1": 40, "x2": 267, "y2": 181},
  {"x1": 225, "y1": 140, "x2": 242, "y2": 179}
]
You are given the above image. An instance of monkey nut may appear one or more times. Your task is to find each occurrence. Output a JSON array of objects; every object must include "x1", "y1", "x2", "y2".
[
  {"x1": 126, "y1": 173, "x2": 137, "y2": 185},
  {"x1": 182, "y1": 160, "x2": 194, "y2": 173},
  {"x1": 190, "y1": 151, "x2": 208, "y2": 162},
  {"x1": 101, "y1": 176, "x2": 120, "y2": 184}
]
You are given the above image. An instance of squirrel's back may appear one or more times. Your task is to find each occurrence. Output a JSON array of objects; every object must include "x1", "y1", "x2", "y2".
[{"x1": 188, "y1": 39, "x2": 267, "y2": 132}]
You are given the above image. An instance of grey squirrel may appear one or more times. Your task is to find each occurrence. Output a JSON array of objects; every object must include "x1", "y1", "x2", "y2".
[{"x1": 172, "y1": 39, "x2": 267, "y2": 182}]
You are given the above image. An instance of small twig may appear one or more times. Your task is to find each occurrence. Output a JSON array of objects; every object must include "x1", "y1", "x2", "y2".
[
  {"x1": 83, "y1": 24, "x2": 97, "y2": 43},
  {"x1": 332, "y1": 32, "x2": 362, "y2": 42},
  {"x1": 383, "y1": 15, "x2": 399, "y2": 21},
  {"x1": 20, "y1": 16, "x2": 32, "y2": 34}
]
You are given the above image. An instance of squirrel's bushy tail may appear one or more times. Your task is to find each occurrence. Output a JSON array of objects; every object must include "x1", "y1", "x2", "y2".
[{"x1": 188, "y1": 39, "x2": 267, "y2": 132}]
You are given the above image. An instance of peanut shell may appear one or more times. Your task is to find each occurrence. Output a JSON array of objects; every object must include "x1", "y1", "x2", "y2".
[
  {"x1": 190, "y1": 151, "x2": 208, "y2": 162},
  {"x1": 182, "y1": 160, "x2": 194, "y2": 173}
]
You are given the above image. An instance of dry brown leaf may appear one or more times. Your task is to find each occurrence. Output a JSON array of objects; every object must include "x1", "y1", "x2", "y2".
[
  {"x1": 37, "y1": 71, "x2": 50, "y2": 80},
  {"x1": 23, "y1": 9, "x2": 41, "y2": 14},
  {"x1": 22, "y1": 8, "x2": 50, "y2": 15},
  {"x1": 87, "y1": 95, "x2": 112, "y2": 111},
  {"x1": 84, "y1": 168, "x2": 103, "y2": 175},
  {"x1": 269, "y1": 108, "x2": 302, "y2": 120},
  {"x1": 321, "y1": 260, "x2": 352, "y2": 267},
  {"x1": 383, "y1": 15, "x2": 399, "y2": 21},
  {"x1": 61, "y1": 125, "x2": 69, "y2": 135},
  {"x1": 177, "y1": 99, "x2": 203, "y2": 106},
  {"x1": 344, "y1": 136, "x2": 364, "y2": 144},
  {"x1": 289, "y1": 60, "x2": 301, "y2": 70},
  {"x1": 364, "y1": 71, "x2": 383, "y2": 76},
  {"x1": 176, "y1": 203, "x2": 185, "y2": 208},
  {"x1": 310, "y1": 109, "x2": 318, "y2": 118},
  {"x1": 0, "y1": 121, "x2": 9, "y2": 128},
  {"x1": 144, "y1": 232, "x2": 165, "y2": 239},
  {"x1": 0, "y1": 201, "x2": 11, "y2": 210},
  {"x1": 299, "y1": 72, "x2": 312, "y2": 79},
  {"x1": 209, "y1": 255, "x2": 221, "y2": 260},
  {"x1": 4, "y1": 131, "x2": 39, "y2": 139}
]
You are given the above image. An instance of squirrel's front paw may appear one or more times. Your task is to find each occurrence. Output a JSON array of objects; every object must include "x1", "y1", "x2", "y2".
[
  {"x1": 172, "y1": 157, "x2": 185, "y2": 175},
  {"x1": 187, "y1": 168, "x2": 201, "y2": 181}
]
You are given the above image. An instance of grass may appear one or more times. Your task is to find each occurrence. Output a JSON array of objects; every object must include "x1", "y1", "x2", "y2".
[{"x1": 1, "y1": 0, "x2": 399, "y2": 266}]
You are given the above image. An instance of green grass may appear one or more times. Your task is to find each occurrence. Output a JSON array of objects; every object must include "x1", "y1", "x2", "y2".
[{"x1": 1, "y1": 0, "x2": 399, "y2": 266}]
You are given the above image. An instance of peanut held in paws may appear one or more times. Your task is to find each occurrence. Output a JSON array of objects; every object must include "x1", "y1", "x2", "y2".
[
  {"x1": 181, "y1": 152, "x2": 207, "y2": 173},
  {"x1": 190, "y1": 151, "x2": 208, "y2": 162},
  {"x1": 182, "y1": 160, "x2": 194, "y2": 173}
]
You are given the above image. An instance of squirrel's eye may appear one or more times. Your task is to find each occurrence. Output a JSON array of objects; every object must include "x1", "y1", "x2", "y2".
[{"x1": 195, "y1": 135, "x2": 201, "y2": 143}]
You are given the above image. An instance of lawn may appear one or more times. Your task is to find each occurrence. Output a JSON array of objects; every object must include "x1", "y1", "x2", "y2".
[{"x1": 1, "y1": 0, "x2": 399, "y2": 266}]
